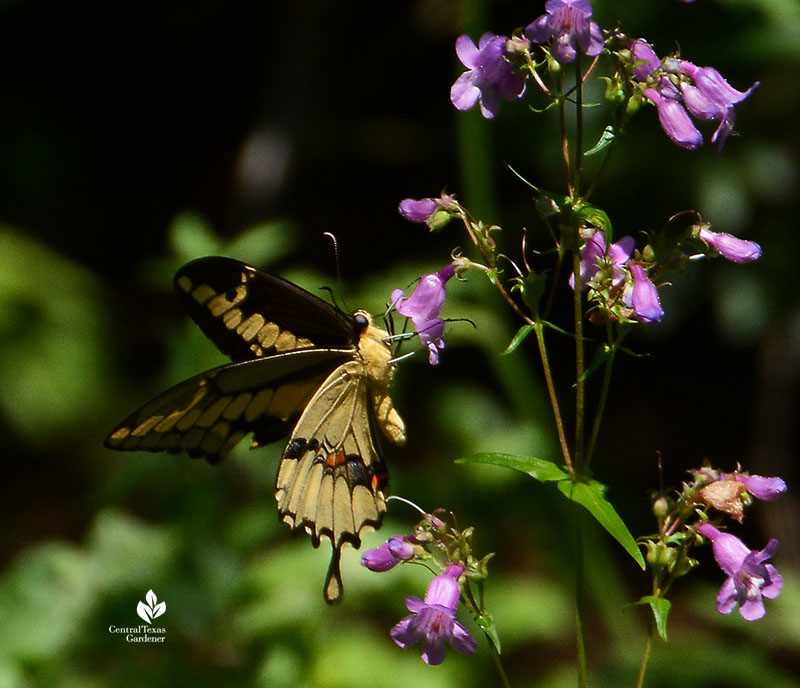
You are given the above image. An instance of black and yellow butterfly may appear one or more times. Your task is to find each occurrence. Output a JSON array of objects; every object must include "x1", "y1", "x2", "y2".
[{"x1": 105, "y1": 256, "x2": 406, "y2": 603}]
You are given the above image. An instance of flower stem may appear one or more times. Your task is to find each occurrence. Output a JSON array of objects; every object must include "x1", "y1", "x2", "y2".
[
  {"x1": 634, "y1": 621, "x2": 655, "y2": 688},
  {"x1": 534, "y1": 321, "x2": 574, "y2": 472},
  {"x1": 584, "y1": 322, "x2": 624, "y2": 469},
  {"x1": 489, "y1": 639, "x2": 513, "y2": 688},
  {"x1": 575, "y1": 508, "x2": 589, "y2": 688},
  {"x1": 572, "y1": 229, "x2": 586, "y2": 474}
]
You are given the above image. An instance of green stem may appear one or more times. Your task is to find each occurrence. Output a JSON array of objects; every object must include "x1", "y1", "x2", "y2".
[
  {"x1": 584, "y1": 322, "x2": 624, "y2": 469},
  {"x1": 554, "y1": 68, "x2": 573, "y2": 197},
  {"x1": 634, "y1": 621, "x2": 655, "y2": 688},
  {"x1": 489, "y1": 640, "x2": 513, "y2": 688},
  {"x1": 534, "y1": 322, "x2": 574, "y2": 473},
  {"x1": 575, "y1": 508, "x2": 589, "y2": 688},
  {"x1": 574, "y1": 54, "x2": 584, "y2": 199},
  {"x1": 572, "y1": 231, "x2": 585, "y2": 474}
]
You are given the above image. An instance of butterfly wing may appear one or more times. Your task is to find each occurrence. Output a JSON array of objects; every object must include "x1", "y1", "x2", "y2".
[
  {"x1": 105, "y1": 348, "x2": 355, "y2": 464},
  {"x1": 174, "y1": 257, "x2": 356, "y2": 362},
  {"x1": 275, "y1": 359, "x2": 389, "y2": 604}
]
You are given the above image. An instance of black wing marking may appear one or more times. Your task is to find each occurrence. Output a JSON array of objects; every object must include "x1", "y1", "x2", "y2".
[
  {"x1": 174, "y1": 257, "x2": 357, "y2": 362},
  {"x1": 105, "y1": 348, "x2": 354, "y2": 464}
]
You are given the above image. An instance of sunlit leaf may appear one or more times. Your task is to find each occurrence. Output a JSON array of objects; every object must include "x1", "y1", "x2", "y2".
[
  {"x1": 457, "y1": 453, "x2": 568, "y2": 483},
  {"x1": 557, "y1": 480, "x2": 646, "y2": 569}
]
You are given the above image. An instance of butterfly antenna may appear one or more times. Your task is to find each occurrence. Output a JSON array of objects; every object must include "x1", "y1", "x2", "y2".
[{"x1": 323, "y1": 231, "x2": 350, "y2": 312}]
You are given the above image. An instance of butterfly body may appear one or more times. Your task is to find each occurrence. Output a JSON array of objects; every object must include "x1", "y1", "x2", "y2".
[{"x1": 105, "y1": 257, "x2": 405, "y2": 603}]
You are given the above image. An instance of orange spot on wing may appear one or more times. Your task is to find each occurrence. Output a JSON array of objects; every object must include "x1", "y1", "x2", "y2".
[{"x1": 326, "y1": 450, "x2": 346, "y2": 468}]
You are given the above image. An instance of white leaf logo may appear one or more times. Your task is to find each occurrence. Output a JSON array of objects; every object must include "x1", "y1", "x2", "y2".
[{"x1": 137, "y1": 589, "x2": 166, "y2": 624}]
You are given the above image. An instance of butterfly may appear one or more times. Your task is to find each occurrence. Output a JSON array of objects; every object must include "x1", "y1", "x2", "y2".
[{"x1": 105, "y1": 256, "x2": 406, "y2": 603}]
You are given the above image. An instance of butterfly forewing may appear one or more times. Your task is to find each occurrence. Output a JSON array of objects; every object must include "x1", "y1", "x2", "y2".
[
  {"x1": 104, "y1": 348, "x2": 354, "y2": 463},
  {"x1": 174, "y1": 257, "x2": 356, "y2": 362}
]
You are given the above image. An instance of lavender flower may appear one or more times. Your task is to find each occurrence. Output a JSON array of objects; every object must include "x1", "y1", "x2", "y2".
[
  {"x1": 697, "y1": 226, "x2": 762, "y2": 263},
  {"x1": 390, "y1": 564, "x2": 477, "y2": 665},
  {"x1": 362, "y1": 536, "x2": 419, "y2": 572},
  {"x1": 679, "y1": 62, "x2": 759, "y2": 151},
  {"x1": 525, "y1": 0, "x2": 604, "y2": 65},
  {"x1": 643, "y1": 81, "x2": 703, "y2": 150},
  {"x1": 569, "y1": 230, "x2": 635, "y2": 290},
  {"x1": 391, "y1": 263, "x2": 459, "y2": 365},
  {"x1": 398, "y1": 198, "x2": 438, "y2": 223},
  {"x1": 696, "y1": 523, "x2": 783, "y2": 621},
  {"x1": 735, "y1": 474, "x2": 787, "y2": 501},
  {"x1": 624, "y1": 263, "x2": 664, "y2": 324},
  {"x1": 630, "y1": 40, "x2": 758, "y2": 152},
  {"x1": 398, "y1": 194, "x2": 460, "y2": 230},
  {"x1": 451, "y1": 33, "x2": 527, "y2": 119}
]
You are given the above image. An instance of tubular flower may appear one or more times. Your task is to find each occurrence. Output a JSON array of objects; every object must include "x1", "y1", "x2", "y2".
[
  {"x1": 734, "y1": 474, "x2": 787, "y2": 501},
  {"x1": 398, "y1": 194, "x2": 460, "y2": 230},
  {"x1": 623, "y1": 263, "x2": 664, "y2": 324},
  {"x1": 697, "y1": 523, "x2": 783, "y2": 621},
  {"x1": 525, "y1": 0, "x2": 604, "y2": 65},
  {"x1": 450, "y1": 33, "x2": 527, "y2": 119},
  {"x1": 390, "y1": 564, "x2": 477, "y2": 665},
  {"x1": 569, "y1": 229, "x2": 635, "y2": 290},
  {"x1": 696, "y1": 226, "x2": 761, "y2": 263},
  {"x1": 362, "y1": 535, "x2": 419, "y2": 572},
  {"x1": 391, "y1": 262, "x2": 461, "y2": 365},
  {"x1": 630, "y1": 39, "x2": 758, "y2": 152}
]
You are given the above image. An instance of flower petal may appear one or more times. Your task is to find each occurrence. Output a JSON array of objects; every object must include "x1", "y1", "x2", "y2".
[{"x1": 451, "y1": 621, "x2": 478, "y2": 656}]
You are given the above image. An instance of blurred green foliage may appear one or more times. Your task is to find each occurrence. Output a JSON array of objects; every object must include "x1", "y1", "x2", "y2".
[{"x1": 0, "y1": 0, "x2": 798, "y2": 686}]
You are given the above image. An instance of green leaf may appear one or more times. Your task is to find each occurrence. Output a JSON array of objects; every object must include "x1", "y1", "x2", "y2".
[
  {"x1": 573, "y1": 203, "x2": 612, "y2": 236},
  {"x1": 638, "y1": 595, "x2": 671, "y2": 640},
  {"x1": 475, "y1": 611, "x2": 502, "y2": 654},
  {"x1": 503, "y1": 324, "x2": 535, "y2": 355},
  {"x1": 457, "y1": 453, "x2": 568, "y2": 483},
  {"x1": 557, "y1": 479, "x2": 646, "y2": 570}
]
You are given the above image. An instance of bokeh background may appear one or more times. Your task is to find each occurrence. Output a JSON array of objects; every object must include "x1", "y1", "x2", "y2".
[{"x1": 0, "y1": 0, "x2": 798, "y2": 686}]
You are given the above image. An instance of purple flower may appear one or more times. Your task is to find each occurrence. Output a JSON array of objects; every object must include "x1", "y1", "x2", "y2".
[
  {"x1": 643, "y1": 81, "x2": 703, "y2": 150},
  {"x1": 398, "y1": 194, "x2": 460, "y2": 230},
  {"x1": 390, "y1": 564, "x2": 477, "y2": 665},
  {"x1": 623, "y1": 263, "x2": 664, "y2": 324},
  {"x1": 398, "y1": 198, "x2": 438, "y2": 223},
  {"x1": 451, "y1": 33, "x2": 527, "y2": 119},
  {"x1": 525, "y1": 0, "x2": 604, "y2": 65},
  {"x1": 631, "y1": 41, "x2": 758, "y2": 152},
  {"x1": 569, "y1": 230, "x2": 635, "y2": 290},
  {"x1": 697, "y1": 226, "x2": 762, "y2": 263},
  {"x1": 679, "y1": 62, "x2": 759, "y2": 152},
  {"x1": 735, "y1": 474, "x2": 787, "y2": 501},
  {"x1": 362, "y1": 536, "x2": 419, "y2": 572},
  {"x1": 391, "y1": 264, "x2": 458, "y2": 365},
  {"x1": 697, "y1": 523, "x2": 783, "y2": 621},
  {"x1": 631, "y1": 39, "x2": 661, "y2": 82}
]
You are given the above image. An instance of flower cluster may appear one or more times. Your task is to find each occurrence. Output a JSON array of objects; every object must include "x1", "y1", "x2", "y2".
[
  {"x1": 362, "y1": 508, "x2": 494, "y2": 664},
  {"x1": 644, "y1": 466, "x2": 786, "y2": 622},
  {"x1": 630, "y1": 40, "x2": 759, "y2": 152},
  {"x1": 570, "y1": 221, "x2": 762, "y2": 325},
  {"x1": 570, "y1": 228, "x2": 664, "y2": 324}
]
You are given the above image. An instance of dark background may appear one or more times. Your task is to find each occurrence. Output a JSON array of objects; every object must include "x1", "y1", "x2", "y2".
[{"x1": 0, "y1": 1, "x2": 797, "y2": 686}]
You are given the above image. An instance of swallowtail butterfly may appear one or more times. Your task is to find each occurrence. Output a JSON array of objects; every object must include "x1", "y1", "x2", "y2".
[{"x1": 105, "y1": 256, "x2": 406, "y2": 603}]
